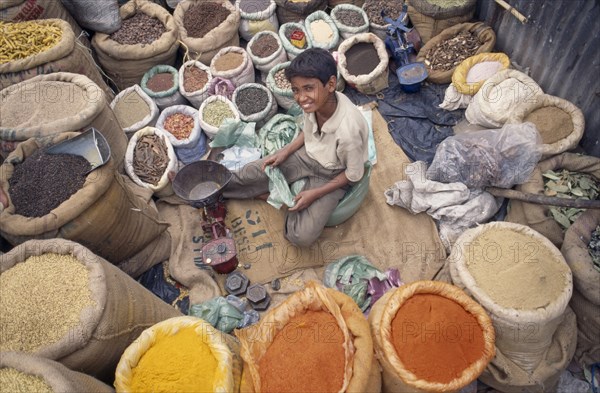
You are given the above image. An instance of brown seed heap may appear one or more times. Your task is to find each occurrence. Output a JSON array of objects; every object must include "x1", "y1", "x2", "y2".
[
  {"x1": 250, "y1": 34, "x2": 279, "y2": 58},
  {"x1": 183, "y1": 66, "x2": 209, "y2": 92},
  {"x1": 334, "y1": 8, "x2": 366, "y2": 27},
  {"x1": 0, "y1": 253, "x2": 94, "y2": 352},
  {"x1": 146, "y1": 72, "x2": 174, "y2": 92},
  {"x1": 0, "y1": 369, "x2": 53, "y2": 393},
  {"x1": 133, "y1": 134, "x2": 169, "y2": 186},
  {"x1": 364, "y1": 0, "x2": 404, "y2": 25},
  {"x1": 214, "y1": 52, "x2": 244, "y2": 71},
  {"x1": 425, "y1": 31, "x2": 482, "y2": 71},
  {"x1": 239, "y1": 0, "x2": 271, "y2": 13},
  {"x1": 183, "y1": 2, "x2": 230, "y2": 38},
  {"x1": 274, "y1": 69, "x2": 291, "y2": 90},
  {"x1": 110, "y1": 12, "x2": 166, "y2": 45},
  {"x1": 164, "y1": 113, "x2": 195, "y2": 140}
]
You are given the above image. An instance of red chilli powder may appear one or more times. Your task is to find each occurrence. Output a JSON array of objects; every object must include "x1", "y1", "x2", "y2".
[{"x1": 391, "y1": 294, "x2": 485, "y2": 384}]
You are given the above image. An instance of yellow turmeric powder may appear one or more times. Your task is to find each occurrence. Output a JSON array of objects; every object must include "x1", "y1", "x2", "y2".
[{"x1": 130, "y1": 326, "x2": 217, "y2": 393}]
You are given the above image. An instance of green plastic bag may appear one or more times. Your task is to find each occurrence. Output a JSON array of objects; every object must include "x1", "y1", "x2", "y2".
[
  {"x1": 258, "y1": 113, "x2": 299, "y2": 156},
  {"x1": 209, "y1": 118, "x2": 258, "y2": 149},
  {"x1": 188, "y1": 297, "x2": 243, "y2": 334}
]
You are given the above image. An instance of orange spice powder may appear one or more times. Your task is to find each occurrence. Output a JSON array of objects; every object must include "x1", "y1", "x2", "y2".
[
  {"x1": 391, "y1": 294, "x2": 485, "y2": 384},
  {"x1": 259, "y1": 310, "x2": 346, "y2": 393}
]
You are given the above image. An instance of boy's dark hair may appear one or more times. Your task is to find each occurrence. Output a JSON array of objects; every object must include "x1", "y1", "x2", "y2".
[{"x1": 284, "y1": 48, "x2": 337, "y2": 86}]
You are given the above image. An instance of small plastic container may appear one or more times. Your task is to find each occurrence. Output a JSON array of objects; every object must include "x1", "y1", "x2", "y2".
[{"x1": 397, "y1": 62, "x2": 428, "y2": 93}]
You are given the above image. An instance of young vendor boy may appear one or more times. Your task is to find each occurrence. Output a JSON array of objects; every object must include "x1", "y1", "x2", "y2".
[{"x1": 223, "y1": 48, "x2": 369, "y2": 247}]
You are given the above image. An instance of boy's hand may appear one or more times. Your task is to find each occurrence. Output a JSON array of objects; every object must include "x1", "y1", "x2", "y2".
[
  {"x1": 288, "y1": 189, "x2": 319, "y2": 212},
  {"x1": 262, "y1": 149, "x2": 289, "y2": 170}
]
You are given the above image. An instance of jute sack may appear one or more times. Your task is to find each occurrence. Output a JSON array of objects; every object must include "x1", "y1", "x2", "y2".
[
  {"x1": 506, "y1": 153, "x2": 600, "y2": 249},
  {"x1": 0, "y1": 133, "x2": 169, "y2": 263},
  {"x1": 368, "y1": 280, "x2": 496, "y2": 393},
  {"x1": 275, "y1": 0, "x2": 327, "y2": 24},
  {"x1": 236, "y1": 0, "x2": 278, "y2": 41},
  {"x1": 407, "y1": 0, "x2": 476, "y2": 44},
  {"x1": 247, "y1": 31, "x2": 288, "y2": 76},
  {"x1": 508, "y1": 94, "x2": 585, "y2": 157},
  {"x1": 0, "y1": 19, "x2": 112, "y2": 99},
  {"x1": 174, "y1": 0, "x2": 241, "y2": 66},
  {"x1": 449, "y1": 222, "x2": 573, "y2": 374},
  {"x1": 92, "y1": 0, "x2": 180, "y2": 91},
  {"x1": 0, "y1": 72, "x2": 127, "y2": 168},
  {"x1": 210, "y1": 46, "x2": 256, "y2": 87},
  {"x1": 569, "y1": 289, "x2": 600, "y2": 368},
  {"x1": 0, "y1": 352, "x2": 114, "y2": 393},
  {"x1": 110, "y1": 84, "x2": 160, "y2": 138},
  {"x1": 331, "y1": 4, "x2": 369, "y2": 40},
  {"x1": 417, "y1": 22, "x2": 496, "y2": 84},
  {"x1": 338, "y1": 33, "x2": 389, "y2": 95},
  {"x1": 0, "y1": 239, "x2": 182, "y2": 382},
  {"x1": 236, "y1": 281, "x2": 381, "y2": 393},
  {"x1": 115, "y1": 316, "x2": 242, "y2": 392},
  {"x1": 451, "y1": 52, "x2": 510, "y2": 96},
  {"x1": 178, "y1": 60, "x2": 213, "y2": 108}
]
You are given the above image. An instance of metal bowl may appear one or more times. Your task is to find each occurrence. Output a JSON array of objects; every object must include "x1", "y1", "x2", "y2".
[{"x1": 172, "y1": 160, "x2": 233, "y2": 208}]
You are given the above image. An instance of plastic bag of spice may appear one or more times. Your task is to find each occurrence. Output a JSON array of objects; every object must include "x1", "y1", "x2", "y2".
[
  {"x1": 232, "y1": 83, "x2": 278, "y2": 127},
  {"x1": 92, "y1": 0, "x2": 180, "y2": 92},
  {"x1": 210, "y1": 46, "x2": 256, "y2": 88},
  {"x1": 141, "y1": 65, "x2": 188, "y2": 111},
  {"x1": 0, "y1": 239, "x2": 181, "y2": 382},
  {"x1": 110, "y1": 84, "x2": 160, "y2": 138},
  {"x1": 236, "y1": 0, "x2": 279, "y2": 41},
  {"x1": 174, "y1": 0, "x2": 241, "y2": 65},
  {"x1": 60, "y1": 0, "x2": 121, "y2": 34},
  {"x1": 156, "y1": 105, "x2": 207, "y2": 165},
  {"x1": 236, "y1": 281, "x2": 381, "y2": 393},
  {"x1": 407, "y1": 0, "x2": 477, "y2": 44},
  {"x1": 279, "y1": 22, "x2": 313, "y2": 60},
  {"x1": 266, "y1": 61, "x2": 296, "y2": 110},
  {"x1": 338, "y1": 33, "x2": 389, "y2": 95},
  {"x1": 199, "y1": 96, "x2": 241, "y2": 139},
  {"x1": 331, "y1": 4, "x2": 370, "y2": 40},
  {"x1": 305, "y1": 11, "x2": 340, "y2": 50},
  {"x1": 274, "y1": 0, "x2": 327, "y2": 25},
  {"x1": 178, "y1": 60, "x2": 213, "y2": 108}
]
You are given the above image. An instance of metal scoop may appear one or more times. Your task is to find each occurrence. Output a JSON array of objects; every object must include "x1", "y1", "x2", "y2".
[{"x1": 46, "y1": 128, "x2": 111, "y2": 174}]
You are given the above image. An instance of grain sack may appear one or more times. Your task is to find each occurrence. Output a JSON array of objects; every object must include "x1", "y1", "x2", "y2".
[
  {"x1": 449, "y1": 222, "x2": 573, "y2": 374},
  {"x1": 331, "y1": 4, "x2": 369, "y2": 40},
  {"x1": 465, "y1": 69, "x2": 544, "y2": 128},
  {"x1": 210, "y1": 46, "x2": 255, "y2": 87},
  {"x1": 178, "y1": 60, "x2": 213, "y2": 108},
  {"x1": 199, "y1": 95, "x2": 241, "y2": 139},
  {"x1": 0, "y1": 239, "x2": 182, "y2": 382},
  {"x1": 0, "y1": 352, "x2": 114, "y2": 393},
  {"x1": 305, "y1": 11, "x2": 340, "y2": 50},
  {"x1": 141, "y1": 65, "x2": 188, "y2": 111},
  {"x1": 0, "y1": 19, "x2": 113, "y2": 99},
  {"x1": 362, "y1": 0, "x2": 409, "y2": 41},
  {"x1": 110, "y1": 84, "x2": 160, "y2": 138},
  {"x1": 156, "y1": 105, "x2": 207, "y2": 164},
  {"x1": 417, "y1": 22, "x2": 496, "y2": 85},
  {"x1": 506, "y1": 153, "x2": 600, "y2": 249},
  {"x1": 452, "y1": 52, "x2": 510, "y2": 95},
  {"x1": 247, "y1": 31, "x2": 288, "y2": 76},
  {"x1": 60, "y1": 0, "x2": 121, "y2": 34},
  {"x1": 369, "y1": 280, "x2": 495, "y2": 393},
  {"x1": 92, "y1": 0, "x2": 180, "y2": 91},
  {"x1": 329, "y1": 0, "x2": 365, "y2": 8},
  {"x1": 174, "y1": 0, "x2": 241, "y2": 66},
  {"x1": 508, "y1": 94, "x2": 585, "y2": 157},
  {"x1": 279, "y1": 22, "x2": 313, "y2": 59},
  {"x1": 338, "y1": 33, "x2": 389, "y2": 95},
  {"x1": 125, "y1": 127, "x2": 178, "y2": 197},
  {"x1": 0, "y1": 72, "x2": 127, "y2": 168},
  {"x1": 0, "y1": 133, "x2": 169, "y2": 263},
  {"x1": 569, "y1": 289, "x2": 600, "y2": 369},
  {"x1": 236, "y1": 0, "x2": 278, "y2": 41},
  {"x1": 232, "y1": 83, "x2": 278, "y2": 126},
  {"x1": 407, "y1": 0, "x2": 477, "y2": 44},
  {"x1": 266, "y1": 61, "x2": 295, "y2": 110},
  {"x1": 275, "y1": 0, "x2": 327, "y2": 24},
  {"x1": 236, "y1": 281, "x2": 381, "y2": 393}
]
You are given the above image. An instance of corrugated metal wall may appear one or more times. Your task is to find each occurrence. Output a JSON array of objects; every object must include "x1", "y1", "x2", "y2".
[{"x1": 476, "y1": 0, "x2": 600, "y2": 157}]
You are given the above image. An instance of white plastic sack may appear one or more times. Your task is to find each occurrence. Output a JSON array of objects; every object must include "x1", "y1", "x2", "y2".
[
  {"x1": 198, "y1": 96, "x2": 241, "y2": 139},
  {"x1": 220, "y1": 145, "x2": 262, "y2": 171},
  {"x1": 232, "y1": 83, "x2": 278, "y2": 125},
  {"x1": 304, "y1": 10, "x2": 340, "y2": 50},
  {"x1": 331, "y1": 4, "x2": 369, "y2": 40},
  {"x1": 236, "y1": 0, "x2": 278, "y2": 41},
  {"x1": 266, "y1": 61, "x2": 295, "y2": 110},
  {"x1": 178, "y1": 60, "x2": 213, "y2": 109},
  {"x1": 141, "y1": 65, "x2": 188, "y2": 111},
  {"x1": 210, "y1": 46, "x2": 255, "y2": 88},
  {"x1": 247, "y1": 31, "x2": 288, "y2": 74},
  {"x1": 155, "y1": 105, "x2": 207, "y2": 164},
  {"x1": 440, "y1": 83, "x2": 473, "y2": 111},
  {"x1": 110, "y1": 84, "x2": 159, "y2": 137}
]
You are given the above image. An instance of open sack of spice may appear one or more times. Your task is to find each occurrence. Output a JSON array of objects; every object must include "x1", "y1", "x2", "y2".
[
  {"x1": 236, "y1": 0, "x2": 279, "y2": 42},
  {"x1": 141, "y1": 64, "x2": 188, "y2": 111},
  {"x1": 305, "y1": 10, "x2": 340, "y2": 51},
  {"x1": 338, "y1": 32, "x2": 390, "y2": 95},
  {"x1": 111, "y1": 84, "x2": 160, "y2": 137},
  {"x1": 156, "y1": 105, "x2": 207, "y2": 165},
  {"x1": 199, "y1": 95, "x2": 241, "y2": 139},
  {"x1": 246, "y1": 31, "x2": 288, "y2": 80},
  {"x1": 210, "y1": 46, "x2": 256, "y2": 87},
  {"x1": 178, "y1": 60, "x2": 212, "y2": 108},
  {"x1": 331, "y1": 4, "x2": 369, "y2": 40}
]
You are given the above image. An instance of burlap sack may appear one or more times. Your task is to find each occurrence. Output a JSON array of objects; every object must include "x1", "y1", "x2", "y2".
[
  {"x1": 174, "y1": 0, "x2": 240, "y2": 65},
  {"x1": 508, "y1": 94, "x2": 586, "y2": 157},
  {"x1": 416, "y1": 22, "x2": 496, "y2": 84},
  {"x1": 0, "y1": 239, "x2": 182, "y2": 382},
  {"x1": 275, "y1": 0, "x2": 327, "y2": 24},
  {"x1": 569, "y1": 289, "x2": 600, "y2": 368},
  {"x1": 407, "y1": 0, "x2": 476, "y2": 43},
  {"x1": 368, "y1": 281, "x2": 496, "y2": 393},
  {"x1": 507, "y1": 153, "x2": 600, "y2": 249},
  {"x1": 0, "y1": 352, "x2": 114, "y2": 393},
  {"x1": 236, "y1": 281, "x2": 381, "y2": 393},
  {"x1": 338, "y1": 33, "x2": 389, "y2": 95},
  {"x1": 140, "y1": 65, "x2": 188, "y2": 111},
  {"x1": 92, "y1": 0, "x2": 180, "y2": 91},
  {"x1": 0, "y1": 133, "x2": 169, "y2": 264},
  {"x1": 210, "y1": 46, "x2": 256, "y2": 87},
  {"x1": 0, "y1": 72, "x2": 127, "y2": 168}
]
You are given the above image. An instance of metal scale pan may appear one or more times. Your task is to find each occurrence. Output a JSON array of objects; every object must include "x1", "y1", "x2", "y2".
[{"x1": 172, "y1": 160, "x2": 233, "y2": 208}]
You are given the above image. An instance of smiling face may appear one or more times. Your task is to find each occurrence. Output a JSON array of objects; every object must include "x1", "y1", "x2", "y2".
[{"x1": 290, "y1": 75, "x2": 336, "y2": 115}]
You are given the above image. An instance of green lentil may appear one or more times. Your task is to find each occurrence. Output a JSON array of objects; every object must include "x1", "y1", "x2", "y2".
[
  {"x1": 203, "y1": 101, "x2": 234, "y2": 128},
  {"x1": 0, "y1": 368, "x2": 53, "y2": 393}
]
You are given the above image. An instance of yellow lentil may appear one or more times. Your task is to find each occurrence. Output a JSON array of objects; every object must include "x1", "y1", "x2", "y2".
[
  {"x1": 0, "y1": 368, "x2": 53, "y2": 393},
  {"x1": 0, "y1": 21, "x2": 63, "y2": 64}
]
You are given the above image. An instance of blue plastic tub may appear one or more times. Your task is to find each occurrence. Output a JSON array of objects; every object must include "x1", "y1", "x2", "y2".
[{"x1": 397, "y1": 62, "x2": 428, "y2": 93}]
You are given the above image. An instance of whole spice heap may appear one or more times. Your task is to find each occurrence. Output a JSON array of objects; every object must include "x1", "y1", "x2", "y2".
[
  {"x1": 214, "y1": 52, "x2": 244, "y2": 72},
  {"x1": 364, "y1": 0, "x2": 404, "y2": 25},
  {"x1": 425, "y1": 31, "x2": 482, "y2": 71},
  {"x1": 113, "y1": 90, "x2": 151, "y2": 129},
  {"x1": 344, "y1": 42, "x2": 380, "y2": 76},
  {"x1": 183, "y1": 66, "x2": 209, "y2": 92},
  {"x1": 543, "y1": 169, "x2": 599, "y2": 230},
  {"x1": 274, "y1": 69, "x2": 292, "y2": 90},
  {"x1": 334, "y1": 8, "x2": 366, "y2": 27},
  {"x1": 9, "y1": 150, "x2": 90, "y2": 217},
  {"x1": 163, "y1": 113, "x2": 195, "y2": 140},
  {"x1": 236, "y1": 87, "x2": 269, "y2": 116},
  {"x1": 259, "y1": 310, "x2": 345, "y2": 393},
  {"x1": 146, "y1": 72, "x2": 174, "y2": 92},
  {"x1": 391, "y1": 294, "x2": 485, "y2": 383},
  {"x1": 525, "y1": 106, "x2": 574, "y2": 144},
  {"x1": 0, "y1": 253, "x2": 93, "y2": 352},
  {"x1": 110, "y1": 12, "x2": 166, "y2": 45},
  {"x1": 0, "y1": 369, "x2": 53, "y2": 393},
  {"x1": 130, "y1": 327, "x2": 217, "y2": 392},
  {"x1": 203, "y1": 101, "x2": 235, "y2": 127},
  {"x1": 589, "y1": 225, "x2": 600, "y2": 273},
  {"x1": 251, "y1": 34, "x2": 279, "y2": 57},
  {"x1": 0, "y1": 21, "x2": 62, "y2": 64},
  {"x1": 183, "y1": 2, "x2": 230, "y2": 38},
  {"x1": 239, "y1": 0, "x2": 271, "y2": 13},
  {"x1": 133, "y1": 134, "x2": 169, "y2": 186}
]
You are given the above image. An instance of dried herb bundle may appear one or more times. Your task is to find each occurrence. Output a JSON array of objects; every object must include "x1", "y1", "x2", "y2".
[
  {"x1": 133, "y1": 134, "x2": 169, "y2": 186},
  {"x1": 424, "y1": 31, "x2": 481, "y2": 71}
]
